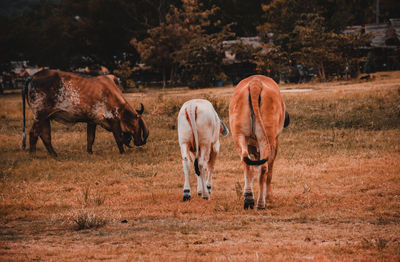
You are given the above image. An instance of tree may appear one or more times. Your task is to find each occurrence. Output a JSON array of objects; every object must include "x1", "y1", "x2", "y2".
[
  {"x1": 253, "y1": 42, "x2": 291, "y2": 82},
  {"x1": 257, "y1": 0, "x2": 370, "y2": 81},
  {"x1": 132, "y1": 0, "x2": 231, "y2": 88},
  {"x1": 0, "y1": 0, "x2": 172, "y2": 70},
  {"x1": 130, "y1": 9, "x2": 193, "y2": 88},
  {"x1": 176, "y1": 30, "x2": 230, "y2": 88},
  {"x1": 113, "y1": 61, "x2": 137, "y2": 90},
  {"x1": 293, "y1": 13, "x2": 370, "y2": 79}
]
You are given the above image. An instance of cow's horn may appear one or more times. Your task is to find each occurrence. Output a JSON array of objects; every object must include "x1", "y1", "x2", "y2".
[{"x1": 136, "y1": 103, "x2": 144, "y2": 114}]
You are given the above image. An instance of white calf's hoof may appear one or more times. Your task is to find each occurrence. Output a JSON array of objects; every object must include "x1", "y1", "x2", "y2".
[{"x1": 183, "y1": 190, "x2": 191, "y2": 201}]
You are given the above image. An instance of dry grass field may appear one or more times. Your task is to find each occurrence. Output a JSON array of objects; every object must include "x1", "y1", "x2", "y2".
[{"x1": 1, "y1": 71, "x2": 400, "y2": 261}]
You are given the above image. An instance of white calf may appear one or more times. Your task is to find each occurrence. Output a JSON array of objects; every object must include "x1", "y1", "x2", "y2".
[{"x1": 177, "y1": 99, "x2": 229, "y2": 201}]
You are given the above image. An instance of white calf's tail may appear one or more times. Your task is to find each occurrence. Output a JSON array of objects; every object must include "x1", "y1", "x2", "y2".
[{"x1": 186, "y1": 104, "x2": 200, "y2": 176}]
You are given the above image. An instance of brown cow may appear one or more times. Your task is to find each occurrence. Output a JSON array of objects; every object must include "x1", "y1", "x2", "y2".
[
  {"x1": 229, "y1": 75, "x2": 289, "y2": 210},
  {"x1": 21, "y1": 69, "x2": 149, "y2": 156}
]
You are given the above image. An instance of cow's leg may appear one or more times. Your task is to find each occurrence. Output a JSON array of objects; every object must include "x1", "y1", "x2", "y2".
[
  {"x1": 257, "y1": 165, "x2": 268, "y2": 209},
  {"x1": 111, "y1": 121, "x2": 125, "y2": 154},
  {"x1": 39, "y1": 118, "x2": 57, "y2": 157},
  {"x1": 198, "y1": 145, "x2": 211, "y2": 200},
  {"x1": 242, "y1": 162, "x2": 255, "y2": 209},
  {"x1": 207, "y1": 141, "x2": 220, "y2": 195},
  {"x1": 196, "y1": 175, "x2": 202, "y2": 196},
  {"x1": 235, "y1": 135, "x2": 255, "y2": 209},
  {"x1": 87, "y1": 123, "x2": 96, "y2": 154},
  {"x1": 180, "y1": 143, "x2": 191, "y2": 201},
  {"x1": 29, "y1": 120, "x2": 40, "y2": 153},
  {"x1": 266, "y1": 139, "x2": 279, "y2": 201},
  {"x1": 112, "y1": 131, "x2": 125, "y2": 154},
  {"x1": 256, "y1": 130, "x2": 278, "y2": 209}
]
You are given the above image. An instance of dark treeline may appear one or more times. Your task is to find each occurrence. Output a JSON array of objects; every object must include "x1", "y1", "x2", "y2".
[{"x1": 0, "y1": 0, "x2": 399, "y2": 88}]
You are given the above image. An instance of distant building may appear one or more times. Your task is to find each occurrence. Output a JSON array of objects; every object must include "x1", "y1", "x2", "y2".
[
  {"x1": 222, "y1": 36, "x2": 263, "y2": 64},
  {"x1": 222, "y1": 36, "x2": 269, "y2": 83},
  {"x1": 344, "y1": 18, "x2": 400, "y2": 72}
]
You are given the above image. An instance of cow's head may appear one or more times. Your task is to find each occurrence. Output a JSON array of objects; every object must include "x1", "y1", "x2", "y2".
[{"x1": 120, "y1": 103, "x2": 149, "y2": 147}]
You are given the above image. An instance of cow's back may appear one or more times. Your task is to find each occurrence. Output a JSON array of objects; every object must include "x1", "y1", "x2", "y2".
[
  {"x1": 229, "y1": 75, "x2": 285, "y2": 137},
  {"x1": 28, "y1": 70, "x2": 62, "y2": 116},
  {"x1": 178, "y1": 99, "x2": 219, "y2": 146},
  {"x1": 28, "y1": 69, "x2": 126, "y2": 124},
  {"x1": 193, "y1": 100, "x2": 219, "y2": 143}
]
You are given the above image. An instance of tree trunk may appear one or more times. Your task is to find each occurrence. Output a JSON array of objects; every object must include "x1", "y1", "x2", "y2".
[
  {"x1": 318, "y1": 62, "x2": 326, "y2": 81},
  {"x1": 162, "y1": 66, "x2": 166, "y2": 89},
  {"x1": 170, "y1": 65, "x2": 175, "y2": 86}
]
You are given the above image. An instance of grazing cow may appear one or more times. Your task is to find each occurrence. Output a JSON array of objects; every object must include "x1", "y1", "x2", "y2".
[
  {"x1": 178, "y1": 99, "x2": 229, "y2": 201},
  {"x1": 229, "y1": 75, "x2": 290, "y2": 210},
  {"x1": 21, "y1": 69, "x2": 149, "y2": 156}
]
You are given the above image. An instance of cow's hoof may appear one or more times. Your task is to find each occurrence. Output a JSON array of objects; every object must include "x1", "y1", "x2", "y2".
[
  {"x1": 244, "y1": 199, "x2": 254, "y2": 209},
  {"x1": 207, "y1": 185, "x2": 212, "y2": 194},
  {"x1": 183, "y1": 190, "x2": 191, "y2": 201},
  {"x1": 202, "y1": 196, "x2": 209, "y2": 200},
  {"x1": 197, "y1": 192, "x2": 202, "y2": 196},
  {"x1": 257, "y1": 206, "x2": 266, "y2": 210},
  {"x1": 244, "y1": 192, "x2": 254, "y2": 210}
]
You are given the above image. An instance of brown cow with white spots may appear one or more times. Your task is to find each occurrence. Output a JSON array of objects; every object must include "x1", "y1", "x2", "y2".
[
  {"x1": 21, "y1": 69, "x2": 149, "y2": 156},
  {"x1": 229, "y1": 75, "x2": 289, "y2": 210}
]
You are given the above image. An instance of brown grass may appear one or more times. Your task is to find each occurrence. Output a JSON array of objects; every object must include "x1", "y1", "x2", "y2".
[{"x1": 0, "y1": 71, "x2": 400, "y2": 261}]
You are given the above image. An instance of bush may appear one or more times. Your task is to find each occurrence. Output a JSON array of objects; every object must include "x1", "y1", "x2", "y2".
[{"x1": 72, "y1": 209, "x2": 107, "y2": 230}]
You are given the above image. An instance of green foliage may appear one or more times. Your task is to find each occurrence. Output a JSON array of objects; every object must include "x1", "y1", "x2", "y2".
[
  {"x1": 363, "y1": 51, "x2": 375, "y2": 74},
  {"x1": 176, "y1": 33, "x2": 228, "y2": 89},
  {"x1": 292, "y1": 13, "x2": 369, "y2": 79},
  {"x1": 131, "y1": 0, "x2": 207, "y2": 87},
  {"x1": 113, "y1": 61, "x2": 137, "y2": 90},
  {"x1": 1, "y1": 0, "x2": 159, "y2": 69},
  {"x1": 257, "y1": 1, "x2": 371, "y2": 80},
  {"x1": 253, "y1": 43, "x2": 290, "y2": 81},
  {"x1": 132, "y1": 0, "x2": 233, "y2": 88},
  {"x1": 1, "y1": 0, "x2": 398, "y2": 86}
]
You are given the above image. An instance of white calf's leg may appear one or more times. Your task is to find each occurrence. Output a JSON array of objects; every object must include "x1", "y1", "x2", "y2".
[
  {"x1": 207, "y1": 141, "x2": 219, "y2": 194},
  {"x1": 207, "y1": 170, "x2": 212, "y2": 194},
  {"x1": 180, "y1": 143, "x2": 191, "y2": 201},
  {"x1": 196, "y1": 175, "x2": 202, "y2": 196},
  {"x1": 198, "y1": 146, "x2": 211, "y2": 200}
]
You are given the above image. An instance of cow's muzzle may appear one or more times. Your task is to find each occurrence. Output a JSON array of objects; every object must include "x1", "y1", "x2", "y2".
[
  {"x1": 133, "y1": 128, "x2": 148, "y2": 146},
  {"x1": 134, "y1": 139, "x2": 146, "y2": 146}
]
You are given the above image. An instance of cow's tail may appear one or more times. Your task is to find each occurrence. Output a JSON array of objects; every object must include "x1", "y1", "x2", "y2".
[
  {"x1": 21, "y1": 77, "x2": 31, "y2": 150},
  {"x1": 244, "y1": 81, "x2": 270, "y2": 166},
  {"x1": 187, "y1": 104, "x2": 200, "y2": 176},
  {"x1": 284, "y1": 110, "x2": 290, "y2": 128}
]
